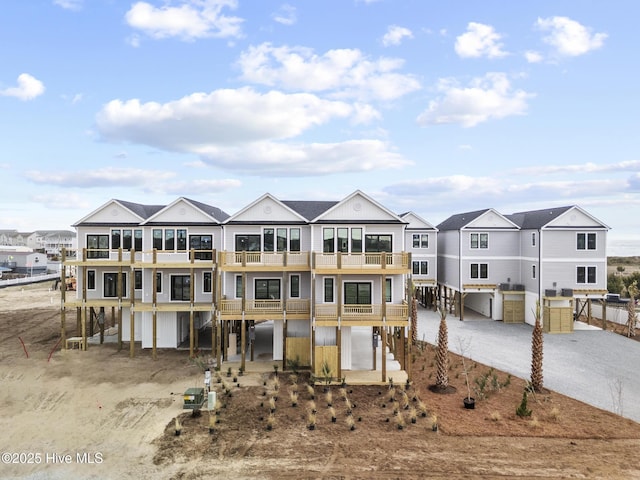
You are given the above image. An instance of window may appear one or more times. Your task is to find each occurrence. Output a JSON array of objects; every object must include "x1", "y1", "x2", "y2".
[
  {"x1": 385, "y1": 278, "x2": 391, "y2": 303},
  {"x1": 324, "y1": 278, "x2": 334, "y2": 302},
  {"x1": 176, "y1": 229, "x2": 187, "y2": 251},
  {"x1": 470, "y1": 233, "x2": 488, "y2": 249},
  {"x1": 134, "y1": 270, "x2": 142, "y2": 290},
  {"x1": 203, "y1": 272, "x2": 212, "y2": 293},
  {"x1": 87, "y1": 234, "x2": 109, "y2": 259},
  {"x1": 155, "y1": 272, "x2": 162, "y2": 293},
  {"x1": 351, "y1": 228, "x2": 362, "y2": 253},
  {"x1": 87, "y1": 270, "x2": 96, "y2": 290},
  {"x1": 323, "y1": 228, "x2": 335, "y2": 253},
  {"x1": 104, "y1": 272, "x2": 126, "y2": 298},
  {"x1": 577, "y1": 266, "x2": 597, "y2": 284},
  {"x1": 277, "y1": 228, "x2": 287, "y2": 252},
  {"x1": 412, "y1": 234, "x2": 428, "y2": 248},
  {"x1": 290, "y1": 275, "x2": 300, "y2": 298},
  {"x1": 531, "y1": 232, "x2": 536, "y2": 247},
  {"x1": 365, "y1": 234, "x2": 392, "y2": 252},
  {"x1": 338, "y1": 228, "x2": 349, "y2": 253},
  {"x1": 134, "y1": 229, "x2": 142, "y2": 250},
  {"x1": 255, "y1": 279, "x2": 280, "y2": 300},
  {"x1": 111, "y1": 229, "x2": 121, "y2": 249},
  {"x1": 532, "y1": 265, "x2": 536, "y2": 279},
  {"x1": 470, "y1": 263, "x2": 488, "y2": 279},
  {"x1": 189, "y1": 234, "x2": 213, "y2": 260},
  {"x1": 577, "y1": 233, "x2": 596, "y2": 250},
  {"x1": 263, "y1": 228, "x2": 274, "y2": 251},
  {"x1": 153, "y1": 229, "x2": 163, "y2": 250},
  {"x1": 235, "y1": 234, "x2": 260, "y2": 252},
  {"x1": 165, "y1": 229, "x2": 175, "y2": 250},
  {"x1": 344, "y1": 282, "x2": 371, "y2": 304},
  {"x1": 289, "y1": 228, "x2": 300, "y2": 252},
  {"x1": 122, "y1": 230, "x2": 132, "y2": 250},
  {"x1": 412, "y1": 261, "x2": 428, "y2": 275},
  {"x1": 235, "y1": 275, "x2": 243, "y2": 298},
  {"x1": 171, "y1": 275, "x2": 190, "y2": 301}
]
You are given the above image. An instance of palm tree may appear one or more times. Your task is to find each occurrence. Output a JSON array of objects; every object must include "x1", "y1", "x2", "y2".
[
  {"x1": 530, "y1": 301, "x2": 544, "y2": 392},
  {"x1": 410, "y1": 296, "x2": 418, "y2": 346},
  {"x1": 435, "y1": 304, "x2": 449, "y2": 389},
  {"x1": 627, "y1": 281, "x2": 638, "y2": 338}
]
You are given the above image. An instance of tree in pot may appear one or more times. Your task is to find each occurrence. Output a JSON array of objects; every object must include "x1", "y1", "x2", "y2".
[{"x1": 458, "y1": 337, "x2": 475, "y2": 409}]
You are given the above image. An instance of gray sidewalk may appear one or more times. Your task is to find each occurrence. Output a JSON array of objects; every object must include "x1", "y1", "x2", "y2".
[{"x1": 416, "y1": 306, "x2": 640, "y2": 423}]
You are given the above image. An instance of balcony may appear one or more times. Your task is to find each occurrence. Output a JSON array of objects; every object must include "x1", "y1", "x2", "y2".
[
  {"x1": 313, "y1": 252, "x2": 410, "y2": 273},
  {"x1": 218, "y1": 298, "x2": 311, "y2": 320},
  {"x1": 64, "y1": 248, "x2": 216, "y2": 268},
  {"x1": 219, "y1": 251, "x2": 310, "y2": 271},
  {"x1": 314, "y1": 303, "x2": 408, "y2": 327}
]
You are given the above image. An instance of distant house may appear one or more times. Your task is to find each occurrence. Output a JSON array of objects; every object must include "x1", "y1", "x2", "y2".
[{"x1": 437, "y1": 205, "x2": 609, "y2": 330}]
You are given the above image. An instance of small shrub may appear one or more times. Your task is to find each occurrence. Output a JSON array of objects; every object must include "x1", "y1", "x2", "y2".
[
  {"x1": 489, "y1": 411, "x2": 502, "y2": 422},
  {"x1": 548, "y1": 407, "x2": 561, "y2": 422},
  {"x1": 516, "y1": 390, "x2": 532, "y2": 418},
  {"x1": 529, "y1": 415, "x2": 541, "y2": 429}
]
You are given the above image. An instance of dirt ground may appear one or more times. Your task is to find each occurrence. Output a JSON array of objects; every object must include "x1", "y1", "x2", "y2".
[{"x1": 1, "y1": 283, "x2": 640, "y2": 479}]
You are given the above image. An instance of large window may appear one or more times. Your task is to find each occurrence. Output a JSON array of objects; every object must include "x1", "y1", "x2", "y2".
[
  {"x1": 235, "y1": 235, "x2": 260, "y2": 251},
  {"x1": 412, "y1": 261, "x2": 428, "y2": 275},
  {"x1": 87, "y1": 234, "x2": 109, "y2": 259},
  {"x1": 165, "y1": 229, "x2": 175, "y2": 250},
  {"x1": 577, "y1": 266, "x2": 597, "y2": 284},
  {"x1": 344, "y1": 282, "x2": 371, "y2": 304},
  {"x1": 365, "y1": 234, "x2": 392, "y2": 252},
  {"x1": 577, "y1": 233, "x2": 596, "y2": 250},
  {"x1": 176, "y1": 229, "x2": 187, "y2": 251},
  {"x1": 338, "y1": 228, "x2": 349, "y2": 253},
  {"x1": 277, "y1": 228, "x2": 287, "y2": 252},
  {"x1": 412, "y1": 234, "x2": 428, "y2": 248},
  {"x1": 255, "y1": 279, "x2": 281, "y2": 300},
  {"x1": 111, "y1": 230, "x2": 121, "y2": 249},
  {"x1": 351, "y1": 228, "x2": 362, "y2": 253},
  {"x1": 153, "y1": 229, "x2": 163, "y2": 250},
  {"x1": 171, "y1": 275, "x2": 190, "y2": 301},
  {"x1": 123, "y1": 230, "x2": 132, "y2": 250},
  {"x1": 470, "y1": 263, "x2": 488, "y2": 279},
  {"x1": 104, "y1": 272, "x2": 126, "y2": 298},
  {"x1": 470, "y1": 233, "x2": 488, "y2": 249},
  {"x1": 189, "y1": 234, "x2": 213, "y2": 260},
  {"x1": 134, "y1": 229, "x2": 143, "y2": 250},
  {"x1": 263, "y1": 228, "x2": 274, "y2": 251},
  {"x1": 324, "y1": 278, "x2": 334, "y2": 302}
]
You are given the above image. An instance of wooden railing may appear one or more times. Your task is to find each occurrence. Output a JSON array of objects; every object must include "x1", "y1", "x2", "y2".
[
  {"x1": 220, "y1": 251, "x2": 310, "y2": 268},
  {"x1": 313, "y1": 252, "x2": 409, "y2": 270},
  {"x1": 314, "y1": 303, "x2": 408, "y2": 323},
  {"x1": 218, "y1": 298, "x2": 310, "y2": 316}
]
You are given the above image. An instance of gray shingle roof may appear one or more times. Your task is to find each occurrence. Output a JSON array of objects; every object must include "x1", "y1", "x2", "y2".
[
  {"x1": 436, "y1": 209, "x2": 491, "y2": 231},
  {"x1": 116, "y1": 200, "x2": 165, "y2": 220},
  {"x1": 506, "y1": 206, "x2": 573, "y2": 229},
  {"x1": 282, "y1": 200, "x2": 338, "y2": 221},
  {"x1": 184, "y1": 198, "x2": 230, "y2": 222}
]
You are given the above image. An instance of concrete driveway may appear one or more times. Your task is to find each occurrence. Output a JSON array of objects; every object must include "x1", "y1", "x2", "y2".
[{"x1": 416, "y1": 306, "x2": 640, "y2": 423}]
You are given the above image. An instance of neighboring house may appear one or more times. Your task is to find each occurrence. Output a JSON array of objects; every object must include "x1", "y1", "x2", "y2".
[
  {"x1": 26, "y1": 230, "x2": 77, "y2": 257},
  {"x1": 0, "y1": 250, "x2": 48, "y2": 275},
  {"x1": 437, "y1": 205, "x2": 609, "y2": 329},
  {"x1": 62, "y1": 191, "x2": 414, "y2": 381},
  {"x1": 400, "y1": 212, "x2": 438, "y2": 304}
]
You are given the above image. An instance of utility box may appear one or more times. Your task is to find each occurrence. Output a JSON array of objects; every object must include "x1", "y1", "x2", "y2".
[{"x1": 183, "y1": 387, "x2": 206, "y2": 410}]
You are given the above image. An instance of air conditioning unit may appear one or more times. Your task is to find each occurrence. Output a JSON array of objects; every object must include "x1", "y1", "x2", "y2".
[
  {"x1": 561, "y1": 288, "x2": 573, "y2": 297},
  {"x1": 499, "y1": 283, "x2": 510, "y2": 291},
  {"x1": 513, "y1": 284, "x2": 525, "y2": 291},
  {"x1": 545, "y1": 289, "x2": 557, "y2": 297}
]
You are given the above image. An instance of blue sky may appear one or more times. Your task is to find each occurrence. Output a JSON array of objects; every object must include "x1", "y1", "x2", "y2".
[{"x1": 1, "y1": 0, "x2": 638, "y2": 243}]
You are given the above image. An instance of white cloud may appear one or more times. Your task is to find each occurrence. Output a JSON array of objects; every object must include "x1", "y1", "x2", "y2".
[
  {"x1": 525, "y1": 50, "x2": 543, "y2": 63},
  {"x1": 272, "y1": 4, "x2": 297, "y2": 26},
  {"x1": 417, "y1": 72, "x2": 534, "y2": 127},
  {"x1": 125, "y1": 0, "x2": 243, "y2": 41},
  {"x1": 536, "y1": 16, "x2": 607, "y2": 57},
  {"x1": 455, "y1": 22, "x2": 508, "y2": 59},
  {"x1": 96, "y1": 87, "x2": 354, "y2": 148},
  {"x1": 53, "y1": 0, "x2": 82, "y2": 10},
  {"x1": 382, "y1": 25, "x2": 413, "y2": 47},
  {"x1": 236, "y1": 43, "x2": 421, "y2": 101},
  {"x1": 25, "y1": 167, "x2": 175, "y2": 188},
  {"x1": 512, "y1": 160, "x2": 640, "y2": 176},
  {"x1": 196, "y1": 139, "x2": 411, "y2": 176},
  {"x1": 149, "y1": 178, "x2": 242, "y2": 195},
  {"x1": 1, "y1": 73, "x2": 45, "y2": 101},
  {"x1": 30, "y1": 193, "x2": 90, "y2": 210}
]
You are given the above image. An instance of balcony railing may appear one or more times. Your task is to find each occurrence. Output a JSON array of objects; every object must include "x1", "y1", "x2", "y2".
[
  {"x1": 313, "y1": 252, "x2": 409, "y2": 270},
  {"x1": 76, "y1": 248, "x2": 216, "y2": 264},
  {"x1": 218, "y1": 298, "x2": 311, "y2": 316},
  {"x1": 220, "y1": 251, "x2": 310, "y2": 268},
  {"x1": 314, "y1": 303, "x2": 408, "y2": 323}
]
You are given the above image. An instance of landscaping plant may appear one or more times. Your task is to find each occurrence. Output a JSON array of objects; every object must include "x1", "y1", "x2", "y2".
[{"x1": 530, "y1": 301, "x2": 544, "y2": 392}]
